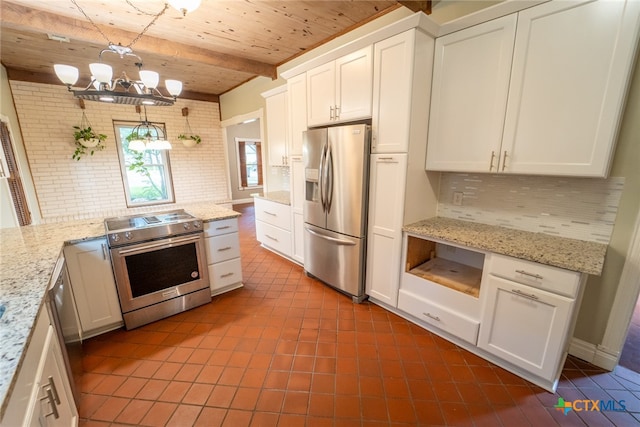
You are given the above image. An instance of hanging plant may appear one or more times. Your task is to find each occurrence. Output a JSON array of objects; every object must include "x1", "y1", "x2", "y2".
[
  {"x1": 72, "y1": 111, "x2": 107, "y2": 160},
  {"x1": 178, "y1": 108, "x2": 201, "y2": 147}
]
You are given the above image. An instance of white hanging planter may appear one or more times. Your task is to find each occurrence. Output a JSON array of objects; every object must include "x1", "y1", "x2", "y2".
[{"x1": 80, "y1": 138, "x2": 101, "y2": 148}]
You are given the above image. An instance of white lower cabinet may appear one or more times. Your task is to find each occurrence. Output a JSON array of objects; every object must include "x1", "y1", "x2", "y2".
[
  {"x1": 64, "y1": 238, "x2": 123, "y2": 337},
  {"x1": 254, "y1": 198, "x2": 292, "y2": 258},
  {"x1": 204, "y1": 218, "x2": 243, "y2": 296},
  {"x1": 397, "y1": 235, "x2": 585, "y2": 391}
]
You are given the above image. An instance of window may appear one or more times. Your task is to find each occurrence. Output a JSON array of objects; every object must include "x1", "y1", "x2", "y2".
[
  {"x1": 114, "y1": 121, "x2": 175, "y2": 207},
  {"x1": 235, "y1": 138, "x2": 263, "y2": 189}
]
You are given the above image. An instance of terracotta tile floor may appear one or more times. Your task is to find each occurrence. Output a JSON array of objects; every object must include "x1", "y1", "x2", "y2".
[{"x1": 78, "y1": 203, "x2": 640, "y2": 426}]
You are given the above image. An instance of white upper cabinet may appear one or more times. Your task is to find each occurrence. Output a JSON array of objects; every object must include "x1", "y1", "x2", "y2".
[
  {"x1": 426, "y1": 0, "x2": 640, "y2": 177},
  {"x1": 426, "y1": 14, "x2": 517, "y2": 171},
  {"x1": 501, "y1": 0, "x2": 640, "y2": 176},
  {"x1": 287, "y1": 73, "x2": 307, "y2": 156},
  {"x1": 264, "y1": 86, "x2": 289, "y2": 166},
  {"x1": 372, "y1": 29, "x2": 434, "y2": 153},
  {"x1": 307, "y1": 46, "x2": 373, "y2": 127}
]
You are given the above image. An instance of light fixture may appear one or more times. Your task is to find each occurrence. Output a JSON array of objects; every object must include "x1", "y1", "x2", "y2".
[
  {"x1": 168, "y1": 0, "x2": 201, "y2": 16},
  {"x1": 54, "y1": 44, "x2": 182, "y2": 106},
  {"x1": 53, "y1": 1, "x2": 186, "y2": 106},
  {"x1": 128, "y1": 107, "x2": 172, "y2": 151}
]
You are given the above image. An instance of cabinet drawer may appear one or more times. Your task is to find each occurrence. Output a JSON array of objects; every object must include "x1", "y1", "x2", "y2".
[
  {"x1": 204, "y1": 218, "x2": 239, "y2": 237},
  {"x1": 209, "y1": 258, "x2": 243, "y2": 290},
  {"x1": 488, "y1": 254, "x2": 580, "y2": 298},
  {"x1": 398, "y1": 289, "x2": 480, "y2": 345},
  {"x1": 205, "y1": 233, "x2": 240, "y2": 264},
  {"x1": 256, "y1": 220, "x2": 292, "y2": 256},
  {"x1": 255, "y1": 198, "x2": 291, "y2": 230}
]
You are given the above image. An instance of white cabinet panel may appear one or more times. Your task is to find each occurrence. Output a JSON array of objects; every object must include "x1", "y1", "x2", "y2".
[
  {"x1": 366, "y1": 154, "x2": 407, "y2": 306},
  {"x1": 287, "y1": 74, "x2": 307, "y2": 156},
  {"x1": 306, "y1": 62, "x2": 335, "y2": 126},
  {"x1": 256, "y1": 220, "x2": 292, "y2": 256},
  {"x1": 203, "y1": 218, "x2": 242, "y2": 296},
  {"x1": 501, "y1": 0, "x2": 640, "y2": 176},
  {"x1": 205, "y1": 233, "x2": 241, "y2": 264},
  {"x1": 204, "y1": 218, "x2": 239, "y2": 236},
  {"x1": 426, "y1": 14, "x2": 516, "y2": 172},
  {"x1": 208, "y1": 258, "x2": 243, "y2": 294},
  {"x1": 478, "y1": 275, "x2": 574, "y2": 380},
  {"x1": 64, "y1": 238, "x2": 123, "y2": 336},
  {"x1": 265, "y1": 88, "x2": 289, "y2": 166},
  {"x1": 290, "y1": 156, "x2": 305, "y2": 264},
  {"x1": 255, "y1": 198, "x2": 291, "y2": 231}
]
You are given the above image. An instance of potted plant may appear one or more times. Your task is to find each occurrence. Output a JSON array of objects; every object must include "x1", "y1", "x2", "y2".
[
  {"x1": 177, "y1": 133, "x2": 201, "y2": 147},
  {"x1": 72, "y1": 125, "x2": 107, "y2": 160}
]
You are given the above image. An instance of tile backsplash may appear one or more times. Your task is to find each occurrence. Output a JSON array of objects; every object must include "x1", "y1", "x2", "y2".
[{"x1": 437, "y1": 173, "x2": 624, "y2": 244}]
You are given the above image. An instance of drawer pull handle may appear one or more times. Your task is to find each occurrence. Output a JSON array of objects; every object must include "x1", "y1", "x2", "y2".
[
  {"x1": 216, "y1": 225, "x2": 231, "y2": 230},
  {"x1": 423, "y1": 312, "x2": 441, "y2": 322},
  {"x1": 217, "y1": 246, "x2": 232, "y2": 252},
  {"x1": 378, "y1": 157, "x2": 395, "y2": 161},
  {"x1": 41, "y1": 388, "x2": 60, "y2": 419},
  {"x1": 265, "y1": 234, "x2": 278, "y2": 242},
  {"x1": 221, "y1": 272, "x2": 235, "y2": 278},
  {"x1": 489, "y1": 151, "x2": 496, "y2": 171},
  {"x1": 512, "y1": 289, "x2": 539, "y2": 301},
  {"x1": 264, "y1": 211, "x2": 277, "y2": 216},
  {"x1": 515, "y1": 269, "x2": 543, "y2": 280}
]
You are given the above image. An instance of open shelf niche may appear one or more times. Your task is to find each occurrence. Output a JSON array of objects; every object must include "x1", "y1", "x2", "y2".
[{"x1": 405, "y1": 236, "x2": 484, "y2": 298}]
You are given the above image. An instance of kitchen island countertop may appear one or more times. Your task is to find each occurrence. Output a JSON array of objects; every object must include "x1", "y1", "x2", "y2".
[
  {"x1": 0, "y1": 202, "x2": 239, "y2": 418},
  {"x1": 253, "y1": 190, "x2": 291, "y2": 205},
  {"x1": 403, "y1": 217, "x2": 607, "y2": 276}
]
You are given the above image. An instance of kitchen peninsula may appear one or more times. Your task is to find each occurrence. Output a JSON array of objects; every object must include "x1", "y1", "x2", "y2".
[{"x1": 0, "y1": 202, "x2": 240, "y2": 419}]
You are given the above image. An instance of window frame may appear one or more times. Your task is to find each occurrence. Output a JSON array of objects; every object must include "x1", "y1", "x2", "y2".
[
  {"x1": 235, "y1": 137, "x2": 263, "y2": 190},
  {"x1": 113, "y1": 120, "x2": 176, "y2": 208}
]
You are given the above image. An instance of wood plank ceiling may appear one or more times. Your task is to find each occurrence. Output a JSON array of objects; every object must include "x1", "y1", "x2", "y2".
[{"x1": 1, "y1": 1, "x2": 431, "y2": 102}]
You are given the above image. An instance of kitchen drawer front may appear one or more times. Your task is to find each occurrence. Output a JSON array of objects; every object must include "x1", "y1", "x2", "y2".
[
  {"x1": 205, "y1": 232, "x2": 240, "y2": 264},
  {"x1": 256, "y1": 220, "x2": 292, "y2": 256},
  {"x1": 209, "y1": 258, "x2": 243, "y2": 290},
  {"x1": 488, "y1": 253, "x2": 580, "y2": 298},
  {"x1": 401, "y1": 271, "x2": 481, "y2": 319},
  {"x1": 204, "y1": 218, "x2": 239, "y2": 237},
  {"x1": 398, "y1": 289, "x2": 480, "y2": 345},
  {"x1": 255, "y1": 198, "x2": 291, "y2": 231}
]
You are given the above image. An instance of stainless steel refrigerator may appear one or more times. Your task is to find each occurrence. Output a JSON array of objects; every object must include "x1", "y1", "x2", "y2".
[{"x1": 303, "y1": 123, "x2": 371, "y2": 302}]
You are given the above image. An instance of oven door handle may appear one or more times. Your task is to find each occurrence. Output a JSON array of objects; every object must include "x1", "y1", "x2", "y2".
[{"x1": 115, "y1": 234, "x2": 202, "y2": 255}]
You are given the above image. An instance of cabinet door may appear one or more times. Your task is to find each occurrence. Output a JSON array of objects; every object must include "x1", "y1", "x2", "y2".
[
  {"x1": 265, "y1": 90, "x2": 288, "y2": 166},
  {"x1": 287, "y1": 74, "x2": 307, "y2": 156},
  {"x1": 365, "y1": 154, "x2": 407, "y2": 306},
  {"x1": 64, "y1": 238, "x2": 123, "y2": 335},
  {"x1": 426, "y1": 14, "x2": 516, "y2": 172},
  {"x1": 290, "y1": 156, "x2": 305, "y2": 263},
  {"x1": 27, "y1": 327, "x2": 78, "y2": 427},
  {"x1": 307, "y1": 61, "x2": 335, "y2": 126},
  {"x1": 372, "y1": 31, "x2": 415, "y2": 154},
  {"x1": 335, "y1": 46, "x2": 373, "y2": 123},
  {"x1": 478, "y1": 275, "x2": 574, "y2": 380},
  {"x1": 501, "y1": 0, "x2": 640, "y2": 177}
]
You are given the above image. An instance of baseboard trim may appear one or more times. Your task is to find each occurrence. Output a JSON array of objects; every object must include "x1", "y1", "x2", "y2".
[{"x1": 568, "y1": 338, "x2": 619, "y2": 371}]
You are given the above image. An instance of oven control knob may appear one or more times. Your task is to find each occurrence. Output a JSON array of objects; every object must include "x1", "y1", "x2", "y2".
[
  {"x1": 183, "y1": 222, "x2": 191, "y2": 230},
  {"x1": 193, "y1": 220, "x2": 201, "y2": 229},
  {"x1": 125, "y1": 231, "x2": 133, "y2": 240},
  {"x1": 111, "y1": 233, "x2": 120, "y2": 243}
]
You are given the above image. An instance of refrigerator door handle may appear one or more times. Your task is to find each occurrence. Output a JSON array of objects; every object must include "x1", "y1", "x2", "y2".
[
  {"x1": 326, "y1": 144, "x2": 334, "y2": 214},
  {"x1": 319, "y1": 142, "x2": 328, "y2": 212},
  {"x1": 306, "y1": 227, "x2": 357, "y2": 246}
]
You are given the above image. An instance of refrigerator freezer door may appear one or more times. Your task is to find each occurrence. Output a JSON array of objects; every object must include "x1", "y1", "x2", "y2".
[
  {"x1": 303, "y1": 128, "x2": 328, "y2": 229},
  {"x1": 304, "y1": 223, "x2": 366, "y2": 300},
  {"x1": 326, "y1": 124, "x2": 370, "y2": 238}
]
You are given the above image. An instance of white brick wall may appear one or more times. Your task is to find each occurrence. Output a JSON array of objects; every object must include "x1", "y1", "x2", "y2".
[{"x1": 10, "y1": 81, "x2": 230, "y2": 222}]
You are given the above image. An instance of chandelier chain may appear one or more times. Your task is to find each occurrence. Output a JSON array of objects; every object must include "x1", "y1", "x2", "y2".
[{"x1": 70, "y1": 0, "x2": 169, "y2": 49}]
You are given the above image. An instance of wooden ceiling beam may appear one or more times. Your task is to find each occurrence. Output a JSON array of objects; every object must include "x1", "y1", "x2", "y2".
[
  {"x1": 1, "y1": 1, "x2": 277, "y2": 80},
  {"x1": 5, "y1": 68, "x2": 220, "y2": 103},
  {"x1": 398, "y1": 1, "x2": 433, "y2": 15}
]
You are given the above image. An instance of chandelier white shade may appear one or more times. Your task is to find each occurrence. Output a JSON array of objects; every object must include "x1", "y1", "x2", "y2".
[
  {"x1": 53, "y1": 64, "x2": 79, "y2": 86},
  {"x1": 168, "y1": 0, "x2": 201, "y2": 16}
]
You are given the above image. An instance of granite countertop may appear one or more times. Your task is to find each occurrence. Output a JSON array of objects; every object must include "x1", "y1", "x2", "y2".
[
  {"x1": 0, "y1": 202, "x2": 239, "y2": 417},
  {"x1": 403, "y1": 217, "x2": 607, "y2": 276},
  {"x1": 253, "y1": 190, "x2": 291, "y2": 205}
]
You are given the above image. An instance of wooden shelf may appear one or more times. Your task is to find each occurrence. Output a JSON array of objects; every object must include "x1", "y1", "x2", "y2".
[{"x1": 408, "y1": 257, "x2": 481, "y2": 298}]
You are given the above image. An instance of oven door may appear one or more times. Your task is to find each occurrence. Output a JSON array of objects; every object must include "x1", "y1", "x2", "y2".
[{"x1": 110, "y1": 232, "x2": 210, "y2": 314}]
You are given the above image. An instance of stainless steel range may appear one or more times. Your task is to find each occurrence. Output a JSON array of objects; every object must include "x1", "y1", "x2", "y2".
[{"x1": 105, "y1": 209, "x2": 210, "y2": 329}]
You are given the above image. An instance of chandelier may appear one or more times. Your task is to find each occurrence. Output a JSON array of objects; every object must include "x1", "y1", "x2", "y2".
[
  {"x1": 53, "y1": 0, "x2": 201, "y2": 106},
  {"x1": 128, "y1": 107, "x2": 172, "y2": 151}
]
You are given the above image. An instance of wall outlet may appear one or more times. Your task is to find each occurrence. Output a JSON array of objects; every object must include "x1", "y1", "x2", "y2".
[{"x1": 453, "y1": 191, "x2": 464, "y2": 206}]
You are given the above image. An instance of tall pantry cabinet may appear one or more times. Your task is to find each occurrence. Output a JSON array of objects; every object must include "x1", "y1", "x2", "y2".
[{"x1": 365, "y1": 28, "x2": 439, "y2": 307}]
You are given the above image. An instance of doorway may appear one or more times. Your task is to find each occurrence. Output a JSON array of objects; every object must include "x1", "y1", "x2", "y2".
[{"x1": 618, "y1": 297, "x2": 640, "y2": 373}]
